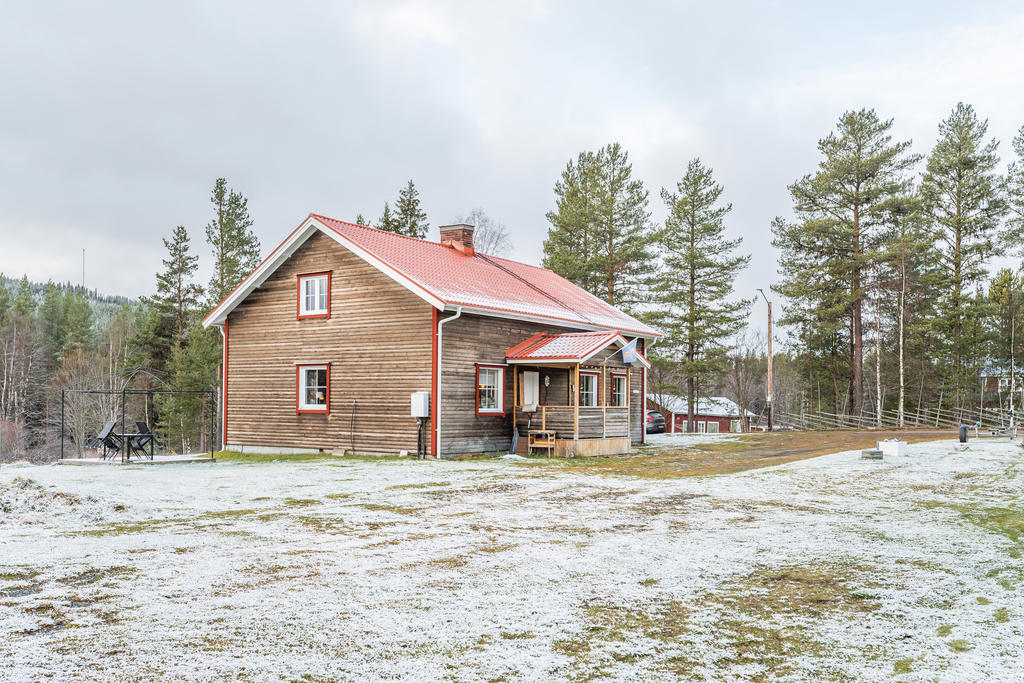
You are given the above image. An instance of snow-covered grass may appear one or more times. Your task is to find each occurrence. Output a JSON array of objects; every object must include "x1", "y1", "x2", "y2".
[{"x1": 2, "y1": 439, "x2": 1023, "y2": 681}]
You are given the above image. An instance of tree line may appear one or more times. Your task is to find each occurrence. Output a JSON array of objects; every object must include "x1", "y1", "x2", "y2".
[{"x1": 542, "y1": 103, "x2": 1024, "y2": 429}]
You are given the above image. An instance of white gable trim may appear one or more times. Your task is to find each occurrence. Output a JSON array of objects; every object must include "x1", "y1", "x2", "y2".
[{"x1": 203, "y1": 216, "x2": 446, "y2": 328}]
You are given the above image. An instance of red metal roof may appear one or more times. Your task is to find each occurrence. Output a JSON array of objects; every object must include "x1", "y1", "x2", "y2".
[
  {"x1": 312, "y1": 215, "x2": 660, "y2": 337},
  {"x1": 506, "y1": 331, "x2": 622, "y2": 362}
]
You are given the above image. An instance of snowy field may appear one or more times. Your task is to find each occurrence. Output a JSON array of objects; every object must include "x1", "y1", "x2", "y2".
[{"x1": 2, "y1": 438, "x2": 1023, "y2": 681}]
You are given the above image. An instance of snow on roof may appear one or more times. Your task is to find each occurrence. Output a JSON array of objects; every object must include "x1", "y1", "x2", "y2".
[
  {"x1": 203, "y1": 213, "x2": 661, "y2": 338},
  {"x1": 647, "y1": 394, "x2": 756, "y2": 417}
]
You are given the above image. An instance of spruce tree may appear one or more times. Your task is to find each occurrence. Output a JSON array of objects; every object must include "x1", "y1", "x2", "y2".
[
  {"x1": 150, "y1": 226, "x2": 201, "y2": 345},
  {"x1": 393, "y1": 180, "x2": 429, "y2": 238},
  {"x1": 375, "y1": 203, "x2": 400, "y2": 233},
  {"x1": 62, "y1": 290, "x2": 94, "y2": 354},
  {"x1": 205, "y1": 178, "x2": 260, "y2": 305},
  {"x1": 647, "y1": 159, "x2": 750, "y2": 431},
  {"x1": 544, "y1": 143, "x2": 652, "y2": 309},
  {"x1": 920, "y1": 102, "x2": 1006, "y2": 410},
  {"x1": 38, "y1": 282, "x2": 66, "y2": 371},
  {"x1": 355, "y1": 213, "x2": 370, "y2": 227},
  {"x1": 0, "y1": 274, "x2": 10, "y2": 328},
  {"x1": 13, "y1": 277, "x2": 33, "y2": 317},
  {"x1": 772, "y1": 109, "x2": 918, "y2": 416}
]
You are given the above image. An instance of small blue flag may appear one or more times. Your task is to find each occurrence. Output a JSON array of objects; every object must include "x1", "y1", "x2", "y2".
[{"x1": 621, "y1": 338, "x2": 638, "y2": 364}]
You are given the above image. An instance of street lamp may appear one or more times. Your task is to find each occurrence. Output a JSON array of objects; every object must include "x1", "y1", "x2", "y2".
[{"x1": 757, "y1": 289, "x2": 773, "y2": 432}]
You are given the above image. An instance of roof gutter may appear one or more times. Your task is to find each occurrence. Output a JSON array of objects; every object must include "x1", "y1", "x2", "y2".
[{"x1": 435, "y1": 306, "x2": 462, "y2": 459}]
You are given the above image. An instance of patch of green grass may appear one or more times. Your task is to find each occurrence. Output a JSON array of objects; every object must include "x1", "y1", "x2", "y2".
[
  {"x1": 386, "y1": 481, "x2": 451, "y2": 490},
  {"x1": 936, "y1": 624, "x2": 953, "y2": 636},
  {"x1": 282, "y1": 498, "x2": 319, "y2": 507},
  {"x1": 947, "y1": 639, "x2": 972, "y2": 652},
  {"x1": 356, "y1": 503, "x2": 422, "y2": 515},
  {"x1": 500, "y1": 631, "x2": 535, "y2": 640},
  {"x1": 212, "y1": 450, "x2": 334, "y2": 463},
  {"x1": 892, "y1": 658, "x2": 913, "y2": 674},
  {"x1": 0, "y1": 568, "x2": 40, "y2": 582},
  {"x1": 994, "y1": 607, "x2": 1010, "y2": 623}
]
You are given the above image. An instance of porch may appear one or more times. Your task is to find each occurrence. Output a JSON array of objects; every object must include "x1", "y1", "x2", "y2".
[{"x1": 504, "y1": 330, "x2": 648, "y2": 457}]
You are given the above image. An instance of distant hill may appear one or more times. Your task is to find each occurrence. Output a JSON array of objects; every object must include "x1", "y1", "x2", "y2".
[{"x1": 0, "y1": 274, "x2": 138, "y2": 328}]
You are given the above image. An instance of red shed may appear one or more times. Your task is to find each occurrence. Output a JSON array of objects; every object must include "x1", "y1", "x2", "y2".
[{"x1": 646, "y1": 395, "x2": 753, "y2": 433}]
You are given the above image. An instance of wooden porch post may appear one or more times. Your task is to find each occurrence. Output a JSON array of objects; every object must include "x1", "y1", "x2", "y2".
[
  {"x1": 573, "y1": 363, "x2": 579, "y2": 442},
  {"x1": 601, "y1": 365, "x2": 607, "y2": 438}
]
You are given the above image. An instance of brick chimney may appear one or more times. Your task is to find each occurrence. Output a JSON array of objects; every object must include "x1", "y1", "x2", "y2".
[{"x1": 439, "y1": 223, "x2": 475, "y2": 256}]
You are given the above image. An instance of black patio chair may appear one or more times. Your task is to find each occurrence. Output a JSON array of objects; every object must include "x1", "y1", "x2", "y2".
[
  {"x1": 97, "y1": 421, "x2": 122, "y2": 460},
  {"x1": 132, "y1": 421, "x2": 161, "y2": 459}
]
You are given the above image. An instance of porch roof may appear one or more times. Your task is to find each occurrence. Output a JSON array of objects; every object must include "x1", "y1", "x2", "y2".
[{"x1": 505, "y1": 331, "x2": 650, "y2": 367}]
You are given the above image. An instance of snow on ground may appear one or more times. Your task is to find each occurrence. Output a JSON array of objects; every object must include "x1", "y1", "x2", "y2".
[{"x1": 1, "y1": 439, "x2": 1023, "y2": 681}]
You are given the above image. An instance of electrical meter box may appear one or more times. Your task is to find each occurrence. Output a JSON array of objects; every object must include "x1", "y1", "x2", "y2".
[{"x1": 410, "y1": 391, "x2": 430, "y2": 418}]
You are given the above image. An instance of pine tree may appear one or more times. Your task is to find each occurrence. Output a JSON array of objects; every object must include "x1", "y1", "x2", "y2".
[
  {"x1": 375, "y1": 203, "x2": 400, "y2": 233},
  {"x1": 772, "y1": 109, "x2": 918, "y2": 416},
  {"x1": 543, "y1": 143, "x2": 652, "y2": 309},
  {"x1": 1004, "y1": 124, "x2": 1024, "y2": 262},
  {"x1": 590, "y1": 143, "x2": 653, "y2": 309},
  {"x1": 543, "y1": 150, "x2": 602, "y2": 294},
  {"x1": 920, "y1": 102, "x2": 1006, "y2": 411},
  {"x1": 205, "y1": 178, "x2": 260, "y2": 305},
  {"x1": 393, "y1": 180, "x2": 429, "y2": 238},
  {"x1": 355, "y1": 214, "x2": 370, "y2": 227},
  {"x1": 647, "y1": 159, "x2": 750, "y2": 431}
]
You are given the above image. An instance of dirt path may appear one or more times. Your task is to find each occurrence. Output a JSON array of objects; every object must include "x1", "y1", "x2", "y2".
[{"x1": 541, "y1": 429, "x2": 956, "y2": 478}]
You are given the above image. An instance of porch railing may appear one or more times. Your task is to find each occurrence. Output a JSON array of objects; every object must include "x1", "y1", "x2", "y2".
[{"x1": 513, "y1": 405, "x2": 630, "y2": 439}]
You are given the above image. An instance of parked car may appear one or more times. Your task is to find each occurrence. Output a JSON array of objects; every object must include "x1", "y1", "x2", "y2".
[{"x1": 645, "y1": 410, "x2": 666, "y2": 434}]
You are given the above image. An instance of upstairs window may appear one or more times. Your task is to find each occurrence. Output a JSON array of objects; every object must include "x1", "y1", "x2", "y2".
[
  {"x1": 297, "y1": 364, "x2": 330, "y2": 413},
  {"x1": 476, "y1": 365, "x2": 505, "y2": 416},
  {"x1": 579, "y1": 372, "x2": 599, "y2": 407},
  {"x1": 612, "y1": 374, "x2": 627, "y2": 407},
  {"x1": 297, "y1": 272, "x2": 331, "y2": 319}
]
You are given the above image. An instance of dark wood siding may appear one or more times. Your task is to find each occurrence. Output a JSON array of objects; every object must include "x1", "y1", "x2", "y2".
[
  {"x1": 440, "y1": 313, "x2": 648, "y2": 454},
  {"x1": 225, "y1": 231, "x2": 434, "y2": 453}
]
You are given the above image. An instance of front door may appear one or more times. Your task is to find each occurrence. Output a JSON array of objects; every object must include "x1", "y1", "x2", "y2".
[{"x1": 522, "y1": 371, "x2": 540, "y2": 407}]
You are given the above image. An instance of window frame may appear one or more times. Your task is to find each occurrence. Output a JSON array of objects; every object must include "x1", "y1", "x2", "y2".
[
  {"x1": 296, "y1": 363, "x2": 331, "y2": 414},
  {"x1": 475, "y1": 364, "x2": 506, "y2": 416},
  {"x1": 611, "y1": 372, "x2": 627, "y2": 407},
  {"x1": 296, "y1": 271, "x2": 332, "y2": 320},
  {"x1": 578, "y1": 370, "x2": 600, "y2": 407}
]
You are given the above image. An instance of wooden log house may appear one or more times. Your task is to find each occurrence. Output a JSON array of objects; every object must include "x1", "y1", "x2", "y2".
[{"x1": 202, "y1": 214, "x2": 661, "y2": 457}]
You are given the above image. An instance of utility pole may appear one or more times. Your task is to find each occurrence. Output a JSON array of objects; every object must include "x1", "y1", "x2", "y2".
[{"x1": 758, "y1": 289, "x2": 773, "y2": 431}]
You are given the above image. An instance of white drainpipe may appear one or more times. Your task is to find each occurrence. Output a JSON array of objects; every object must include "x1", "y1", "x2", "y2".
[{"x1": 435, "y1": 307, "x2": 462, "y2": 459}]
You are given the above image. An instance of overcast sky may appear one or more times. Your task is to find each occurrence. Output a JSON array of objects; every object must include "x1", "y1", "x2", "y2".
[{"x1": 2, "y1": 0, "x2": 1023, "y2": 336}]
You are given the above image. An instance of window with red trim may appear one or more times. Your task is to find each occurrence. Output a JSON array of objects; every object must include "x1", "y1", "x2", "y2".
[
  {"x1": 297, "y1": 272, "x2": 331, "y2": 319},
  {"x1": 297, "y1": 364, "x2": 330, "y2": 413},
  {"x1": 476, "y1": 364, "x2": 505, "y2": 416},
  {"x1": 611, "y1": 373, "x2": 627, "y2": 406}
]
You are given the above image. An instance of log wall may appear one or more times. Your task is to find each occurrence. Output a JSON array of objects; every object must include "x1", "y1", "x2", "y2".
[{"x1": 225, "y1": 231, "x2": 434, "y2": 454}]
